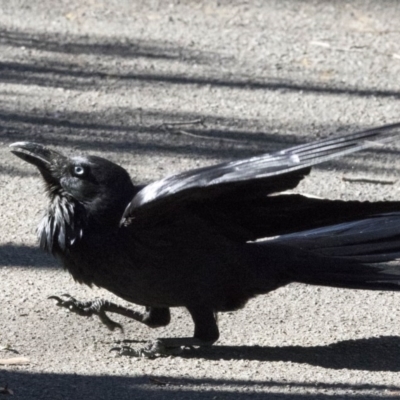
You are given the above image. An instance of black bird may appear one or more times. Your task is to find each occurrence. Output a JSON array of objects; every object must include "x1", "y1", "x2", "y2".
[{"x1": 10, "y1": 123, "x2": 400, "y2": 356}]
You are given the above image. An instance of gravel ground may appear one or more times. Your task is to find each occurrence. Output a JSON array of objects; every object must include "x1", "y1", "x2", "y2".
[{"x1": 1, "y1": 1, "x2": 400, "y2": 399}]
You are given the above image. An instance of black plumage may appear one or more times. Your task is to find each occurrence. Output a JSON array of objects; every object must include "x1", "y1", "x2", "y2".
[{"x1": 10, "y1": 122, "x2": 400, "y2": 356}]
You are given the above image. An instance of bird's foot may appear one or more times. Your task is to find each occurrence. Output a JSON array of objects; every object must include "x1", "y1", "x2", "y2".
[
  {"x1": 110, "y1": 339, "x2": 183, "y2": 358},
  {"x1": 49, "y1": 294, "x2": 123, "y2": 331}
]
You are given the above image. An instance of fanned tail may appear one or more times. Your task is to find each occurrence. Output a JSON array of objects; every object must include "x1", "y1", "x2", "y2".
[{"x1": 264, "y1": 213, "x2": 400, "y2": 291}]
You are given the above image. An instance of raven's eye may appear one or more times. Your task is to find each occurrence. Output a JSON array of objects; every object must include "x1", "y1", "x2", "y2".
[{"x1": 73, "y1": 166, "x2": 85, "y2": 176}]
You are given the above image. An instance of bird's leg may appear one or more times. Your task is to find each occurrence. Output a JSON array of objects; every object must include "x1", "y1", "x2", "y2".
[
  {"x1": 49, "y1": 294, "x2": 170, "y2": 331},
  {"x1": 114, "y1": 306, "x2": 219, "y2": 357}
]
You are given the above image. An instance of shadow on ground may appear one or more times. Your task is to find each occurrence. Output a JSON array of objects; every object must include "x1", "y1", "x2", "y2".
[
  {"x1": 1, "y1": 28, "x2": 400, "y2": 99},
  {"x1": 1, "y1": 369, "x2": 399, "y2": 400},
  {"x1": 0, "y1": 244, "x2": 55, "y2": 268},
  {"x1": 1, "y1": 107, "x2": 399, "y2": 178},
  {"x1": 181, "y1": 336, "x2": 400, "y2": 372},
  {"x1": 1, "y1": 27, "x2": 400, "y2": 177}
]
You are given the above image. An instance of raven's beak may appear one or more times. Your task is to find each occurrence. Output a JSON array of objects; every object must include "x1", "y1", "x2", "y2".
[
  {"x1": 10, "y1": 141, "x2": 67, "y2": 169},
  {"x1": 10, "y1": 142, "x2": 58, "y2": 169},
  {"x1": 10, "y1": 142, "x2": 67, "y2": 185}
]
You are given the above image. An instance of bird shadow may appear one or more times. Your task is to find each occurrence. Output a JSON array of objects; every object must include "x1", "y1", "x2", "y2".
[{"x1": 180, "y1": 336, "x2": 400, "y2": 372}]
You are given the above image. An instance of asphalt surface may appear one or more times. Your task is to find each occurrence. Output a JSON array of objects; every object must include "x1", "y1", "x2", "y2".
[{"x1": 1, "y1": 1, "x2": 400, "y2": 399}]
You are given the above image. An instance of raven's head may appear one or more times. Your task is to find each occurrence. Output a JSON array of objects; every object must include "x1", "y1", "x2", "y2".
[{"x1": 10, "y1": 142, "x2": 136, "y2": 253}]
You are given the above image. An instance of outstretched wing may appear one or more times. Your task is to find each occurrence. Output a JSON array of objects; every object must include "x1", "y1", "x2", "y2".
[{"x1": 122, "y1": 122, "x2": 400, "y2": 226}]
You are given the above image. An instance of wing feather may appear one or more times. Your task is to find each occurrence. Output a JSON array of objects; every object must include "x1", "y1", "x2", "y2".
[{"x1": 122, "y1": 122, "x2": 400, "y2": 224}]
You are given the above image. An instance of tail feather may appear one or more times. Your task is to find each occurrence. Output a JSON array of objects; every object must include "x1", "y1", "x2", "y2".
[
  {"x1": 264, "y1": 213, "x2": 400, "y2": 291},
  {"x1": 272, "y1": 213, "x2": 400, "y2": 263},
  {"x1": 291, "y1": 265, "x2": 400, "y2": 291}
]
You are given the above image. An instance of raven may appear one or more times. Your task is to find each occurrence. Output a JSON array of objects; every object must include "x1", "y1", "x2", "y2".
[{"x1": 10, "y1": 122, "x2": 400, "y2": 356}]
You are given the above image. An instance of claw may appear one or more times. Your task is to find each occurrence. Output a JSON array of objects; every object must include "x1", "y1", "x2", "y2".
[
  {"x1": 110, "y1": 345, "x2": 143, "y2": 358},
  {"x1": 48, "y1": 294, "x2": 123, "y2": 331},
  {"x1": 48, "y1": 295, "x2": 65, "y2": 304},
  {"x1": 110, "y1": 340, "x2": 183, "y2": 358},
  {"x1": 48, "y1": 294, "x2": 77, "y2": 307},
  {"x1": 48, "y1": 295, "x2": 62, "y2": 303}
]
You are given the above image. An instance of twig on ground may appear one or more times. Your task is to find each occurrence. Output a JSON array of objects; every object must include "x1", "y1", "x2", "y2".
[
  {"x1": 342, "y1": 176, "x2": 396, "y2": 185},
  {"x1": 157, "y1": 118, "x2": 205, "y2": 130},
  {"x1": 0, "y1": 357, "x2": 30, "y2": 365},
  {"x1": 148, "y1": 377, "x2": 169, "y2": 386},
  {"x1": 176, "y1": 130, "x2": 243, "y2": 143}
]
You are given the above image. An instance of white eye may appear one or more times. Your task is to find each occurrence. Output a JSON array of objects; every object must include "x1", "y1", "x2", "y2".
[{"x1": 73, "y1": 166, "x2": 85, "y2": 176}]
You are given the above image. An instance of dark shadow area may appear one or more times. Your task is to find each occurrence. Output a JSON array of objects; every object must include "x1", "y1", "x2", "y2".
[
  {"x1": 0, "y1": 27, "x2": 399, "y2": 179},
  {"x1": 2, "y1": 59, "x2": 400, "y2": 100},
  {"x1": 181, "y1": 336, "x2": 400, "y2": 372},
  {"x1": 119, "y1": 73, "x2": 400, "y2": 100},
  {"x1": 0, "y1": 244, "x2": 56, "y2": 268},
  {"x1": 1, "y1": 370, "x2": 399, "y2": 400},
  {"x1": 0, "y1": 28, "x2": 219, "y2": 64},
  {"x1": 1, "y1": 107, "x2": 399, "y2": 178},
  {"x1": 0, "y1": 27, "x2": 399, "y2": 98},
  {"x1": 0, "y1": 107, "x2": 321, "y2": 161},
  {"x1": 0, "y1": 107, "x2": 309, "y2": 172}
]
